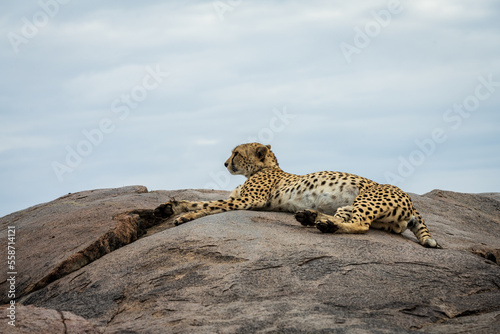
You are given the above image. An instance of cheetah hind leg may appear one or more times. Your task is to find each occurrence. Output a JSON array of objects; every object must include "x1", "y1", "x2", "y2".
[
  {"x1": 294, "y1": 209, "x2": 319, "y2": 227},
  {"x1": 295, "y1": 209, "x2": 340, "y2": 227},
  {"x1": 314, "y1": 205, "x2": 355, "y2": 233},
  {"x1": 295, "y1": 206, "x2": 354, "y2": 227},
  {"x1": 295, "y1": 206, "x2": 353, "y2": 233},
  {"x1": 295, "y1": 209, "x2": 339, "y2": 232},
  {"x1": 332, "y1": 205, "x2": 354, "y2": 223}
]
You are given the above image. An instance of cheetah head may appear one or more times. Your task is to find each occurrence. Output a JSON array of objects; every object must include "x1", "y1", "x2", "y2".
[{"x1": 224, "y1": 143, "x2": 279, "y2": 177}]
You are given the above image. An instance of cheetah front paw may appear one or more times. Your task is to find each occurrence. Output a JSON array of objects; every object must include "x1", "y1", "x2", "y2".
[
  {"x1": 295, "y1": 210, "x2": 318, "y2": 226},
  {"x1": 154, "y1": 202, "x2": 175, "y2": 219},
  {"x1": 316, "y1": 220, "x2": 339, "y2": 234},
  {"x1": 173, "y1": 213, "x2": 197, "y2": 226}
]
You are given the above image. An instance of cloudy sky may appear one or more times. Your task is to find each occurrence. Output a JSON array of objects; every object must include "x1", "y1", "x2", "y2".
[{"x1": 1, "y1": 0, "x2": 499, "y2": 217}]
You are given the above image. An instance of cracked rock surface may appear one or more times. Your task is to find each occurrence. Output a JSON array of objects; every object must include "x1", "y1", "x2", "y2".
[
  {"x1": 1, "y1": 304, "x2": 100, "y2": 334},
  {"x1": 1, "y1": 186, "x2": 499, "y2": 333}
]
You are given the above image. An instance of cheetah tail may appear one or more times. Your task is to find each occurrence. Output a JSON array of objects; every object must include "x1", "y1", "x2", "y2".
[{"x1": 408, "y1": 212, "x2": 442, "y2": 248}]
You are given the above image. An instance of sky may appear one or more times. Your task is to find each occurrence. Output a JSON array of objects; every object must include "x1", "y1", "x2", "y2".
[{"x1": 1, "y1": 0, "x2": 499, "y2": 217}]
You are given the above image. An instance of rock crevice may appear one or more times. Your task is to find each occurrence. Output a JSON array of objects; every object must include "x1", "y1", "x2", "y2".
[{"x1": 21, "y1": 209, "x2": 164, "y2": 298}]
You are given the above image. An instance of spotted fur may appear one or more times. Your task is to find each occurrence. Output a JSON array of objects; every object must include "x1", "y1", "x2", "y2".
[{"x1": 154, "y1": 143, "x2": 440, "y2": 248}]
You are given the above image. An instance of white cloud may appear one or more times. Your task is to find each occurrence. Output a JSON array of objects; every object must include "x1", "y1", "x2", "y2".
[
  {"x1": 194, "y1": 139, "x2": 219, "y2": 146},
  {"x1": 0, "y1": 0, "x2": 499, "y2": 217},
  {"x1": 0, "y1": 135, "x2": 54, "y2": 153},
  {"x1": 64, "y1": 64, "x2": 153, "y2": 105},
  {"x1": 408, "y1": 0, "x2": 494, "y2": 21}
]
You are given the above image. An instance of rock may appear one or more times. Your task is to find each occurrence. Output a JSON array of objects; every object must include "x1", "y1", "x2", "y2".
[
  {"x1": 1, "y1": 186, "x2": 500, "y2": 333},
  {"x1": 409, "y1": 189, "x2": 500, "y2": 261},
  {"x1": 0, "y1": 304, "x2": 101, "y2": 334},
  {"x1": 0, "y1": 186, "x2": 228, "y2": 303}
]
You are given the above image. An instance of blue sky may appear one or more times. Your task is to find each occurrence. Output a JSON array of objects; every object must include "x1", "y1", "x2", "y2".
[{"x1": 1, "y1": 0, "x2": 499, "y2": 217}]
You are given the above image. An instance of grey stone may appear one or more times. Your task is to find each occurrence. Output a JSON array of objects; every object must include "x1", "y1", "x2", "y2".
[
  {"x1": 1, "y1": 186, "x2": 499, "y2": 333},
  {"x1": 0, "y1": 304, "x2": 101, "y2": 334}
]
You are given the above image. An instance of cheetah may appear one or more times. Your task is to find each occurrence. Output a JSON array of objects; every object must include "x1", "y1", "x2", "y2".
[{"x1": 154, "y1": 143, "x2": 441, "y2": 248}]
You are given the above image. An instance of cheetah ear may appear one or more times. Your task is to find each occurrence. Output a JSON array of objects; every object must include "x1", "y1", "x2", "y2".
[
  {"x1": 256, "y1": 145, "x2": 268, "y2": 162},
  {"x1": 266, "y1": 145, "x2": 271, "y2": 150}
]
